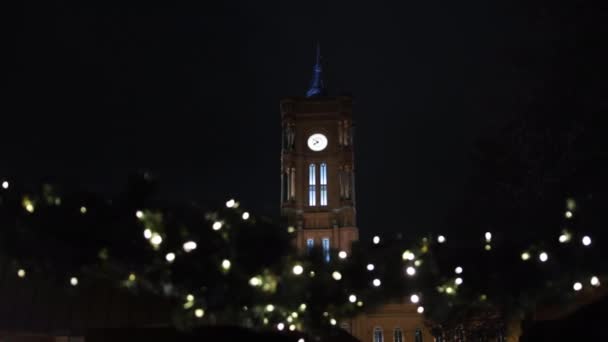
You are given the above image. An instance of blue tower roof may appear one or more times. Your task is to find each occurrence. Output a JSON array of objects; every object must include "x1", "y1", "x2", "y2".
[{"x1": 306, "y1": 43, "x2": 326, "y2": 97}]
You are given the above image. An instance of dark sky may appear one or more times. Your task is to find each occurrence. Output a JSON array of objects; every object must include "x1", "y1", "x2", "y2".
[{"x1": 5, "y1": 1, "x2": 607, "y2": 237}]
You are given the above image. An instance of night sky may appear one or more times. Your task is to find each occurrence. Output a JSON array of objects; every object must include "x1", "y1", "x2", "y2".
[{"x1": 5, "y1": 1, "x2": 607, "y2": 237}]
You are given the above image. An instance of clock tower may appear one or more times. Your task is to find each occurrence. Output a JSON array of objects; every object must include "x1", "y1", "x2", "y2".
[{"x1": 280, "y1": 45, "x2": 359, "y2": 257}]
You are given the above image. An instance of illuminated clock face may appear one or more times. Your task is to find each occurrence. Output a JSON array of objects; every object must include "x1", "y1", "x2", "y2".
[{"x1": 307, "y1": 133, "x2": 328, "y2": 151}]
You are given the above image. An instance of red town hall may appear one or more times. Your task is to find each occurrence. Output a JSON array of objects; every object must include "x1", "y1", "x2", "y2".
[{"x1": 280, "y1": 46, "x2": 433, "y2": 342}]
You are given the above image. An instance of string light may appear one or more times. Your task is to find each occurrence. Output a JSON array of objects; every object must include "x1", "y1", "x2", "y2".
[
  {"x1": 221, "y1": 259, "x2": 231, "y2": 271},
  {"x1": 128, "y1": 273, "x2": 136, "y2": 282},
  {"x1": 406, "y1": 266, "x2": 416, "y2": 276},
  {"x1": 195, "y1": 308, "x2": 205, "y2": 318},
  {"x1": 357, "y1": 301, "x2": 364, "y2": 307},
  {"x1": 373, "y1": 236, "x2": 380, "y2": 244},
  {"x1": 437, "y1": 235, "x2": 446, "y2": 243},
  {"x1": 367, "y1": 263, "x2": 375, "y2": 271},
  {"x1": 414, "y1": 260, "x2": 422, "y2": 267},
  {"x1": 287, "y1": 316, "x2": 293, "y2": 323},
  {"x1": 136, "y1": 210, "x2": 144, "y2": 219},
  {"x1": 372, "y1": 278, "x2": 381, "y2": 287},
  {"x1": 591, "y1": 276, "x2": 600, "y2": 287},
  {"x1": 143, "y1": 229, "x2": 152, "y2": 239},
  {"x1": 289, "y1": 324, "x2": 296, "y2": 331},
  {"x1": 1, "y1": 181, "x2": 8, "y2": 189},
  {"x1": 455, "y1": 266, "x2": 463, "y2": 274},
  {"x1": 292, "y1": 264, "x2": 304, "y2": 275},
  {"x1": 150, "y1": 233, "x2": 163, "y2": 246},
  {"x1": 249, "y1": 276, "x2": 262, "y2": 286},
  {"x1": 80, "y1": 206, "x2": 87, "y2": 214},
  {"x1": 265, "y1": 304, "x2": 275, "y2": 312},
  {"x1": 539, "y1": 252, "x2": 548, "y2": 262},
  {"x1": 410, "y1": 294, "x2": 420, "y2": 304},
  {"x1": 187, "y1": 294, "x2": 195, "y2": 302},
  {"x1": 573, "y1": 282, "x2": 582, "y2": 291},
  {"x1": 332, "y1": 271, "x2": 342, "y2": 281},
  {"x1": 183, "y1": 241, "x2": 197, "y2": 252},
  {"x1": 17, "y1": 269, "x2": 26, "y2": 278},
  {"x1": 349, "y1": 294, "x2": 357, "y2": 303},
  {"x1": 277, "y1": 323, "x2": 285, "y2": 331},
  {"x1": 445, "y1": 287, "x2": 455, "y2": 295},
  {"x1": 485, "y1": 232, "x2": 492, "y2": 242},
  {"x1": 165, "y1": 253, "x2": 175, "y2": 263},
  {"x1": 417, "y1": 306, "x2": 424, "y2": 314},
  {"x1": 338, "y1": 251, "x2": 348, "y2": 259},
  {"x1": 242, "y1": 212, "x2": 250, "y2": 220},
  {"x1": 559, "y1": 232, "x2": 571, "y2": 243},
  {"x1": 330, "y1": 318, "x2": 337, "y2": 326},
  {"x1": 485, "y1": 244, "x2": 492, "y2": 251},
  {"x1": 291, "y1": 312, "x2": 298, "y2": 318},
  {"x1": 299, "y1": 303, "x2": 307, "y2": 311},
  {"x1": 565, "y1": 211, "x2": 573, "y2": 219},
  {"x1": 212, "y1": 221, "x2": 223, "y2": 230},
  {"x1": 287, "y1": 226, "x2": 296, "y2": 233},
  {"x1": 402, "y1": 250, "x2": 415, "y2": 261},
  {"x1": 70, "y1": 277, "x2": 79, "y2": 286},
  {"x1": 455, "y1": 277, "x2": 463, "y2": 285},
  {"x1": 582, "y1": 236, "x2": 592, "y2": 246},
  {"x1": 521, "y1": 251, "x2": 531, "y2": 261},
  {"x1": 226, "y1": 199, "x2": 236, "y2": 208},
  {"x1": 298, "y1": 339, "x2": 305, "y2": 342}
]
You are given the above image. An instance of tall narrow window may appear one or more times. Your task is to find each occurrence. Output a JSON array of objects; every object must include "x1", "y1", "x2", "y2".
[
  {"x1": 393, "y1": 328, "x2": 403, "y2": 342},
  {"x1": 374, "y1": 327, "x2": 384, "y2": 342},
  {"x1": 414, "y1": 328, "x2": 423, "y2": 342},
  {"x1": 320, "y1": 163, "x2": 327, "y2": 206},
  {"x1": 306, "y1": 239, "x2": 314, "y2": 253},
  {"x1": 308, "y1": 164, "x2": 316, "y2": 206},
  {"x1": 322, "y1": 238, "x2": 330, "y2": 262}
]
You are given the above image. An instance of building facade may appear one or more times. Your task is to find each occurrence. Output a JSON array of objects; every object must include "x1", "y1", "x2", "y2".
[{"x1": 280, "y1": 46, "x2": 433, "y2": 342}]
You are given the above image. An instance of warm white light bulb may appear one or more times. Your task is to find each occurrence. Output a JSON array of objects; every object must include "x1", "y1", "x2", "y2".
[
  {"x1": 195, "y1": 308, "x2": 204, "y2": 318},
  {"x1": 521, "y1": 251, "x2": 531, "y2": 261},
  {"x1": 455, "y1": 266, "x2": 463, "y2": 274},
  {"x1": 70, "y1": 277, "x2": 79, "y2": 286},
  {"x1": 277, "y1": 323, "x2": 285, "y2": 331},
  {"x1": 402, "y1": 250, "x2": 415, "y2": 261},
  {"x1": 338, "y1": 251, "x2": 348, "y2": 259},
  {"x1": 539, "y1": 252, "x2": 548, "y2": 262},
  {"x1": 332, "y1": 271, "x2": 342, "y2": 281},
  {"x1": 242, "y1": 212, "x2": 250, "y2": 220},
  {"x1": 150, "y1": 233, "x2": 163, "y2": 246},
  {"x1": 573, "y1": 282, "x2": 583, "y2": 291},
  {"x1": 591, "y1": 276, "x2": 600, "y2": 287},
  {"x1": 349, "y1": 294, "x2": 357, "y2": 303},
  {"x1": 292, "y1": 264, "x2": 304, "y2": 275},
  {"x1": 1, "y1": 181, "x2": 8, "y2": 189},
  {"x1": 212, "y1": 221, "x2": 223, "y2": 230},
  {"x1": 298, "y1": 339, "x2": 305, "y2": 342},
  {"x1": 406, "y1": 266, "x2": 416, "y2": 276},
  {"x1": 17, "y1": 269, "x2": 26, "y2": 278},
  {"x1": 330, "y1": 318, "x2": 337, "y2": 326},
  {"x1": 226, "y1": 199, "x2": 235, "y2": 208},
  {"x1": 221, "y1": 259, "x2": 231, "y2": 271},
  {"x1": 143, "y1": 228, "x2": 152, "y2": 239},
  {"x1": 266, "y1": 304, "x2": 275, "y2": 312},
  {"x1": 485, "y1": 232, "x2": 492, "y2": 242},
  {"x1": 80, "y1": 206, "x2": 87, "y2": 214},
  {"x1": 165, "y1": 252, "x2": 176, "y2": 263},
  {"x1": 417, "y1": 306, "x2": 424, "y2": 314},
  {"x1": 136, "y1": 210, "x2": 144, "y2": 219},
  {"x1": 437, "y1": 235, "x2": 446, "y2": 243},
  {"x1": 183, "y1": 241, "x2": 197, "y2": 252},
  {"x1": 582, "y1": 236, "x2": 592, "y2": 246},
  {"x1": 289, "y1": 324, "x2": 296, "y2": 331},
  {"x1": 373, "y1": 236, "x2": 380, "y2": 244},
  {"x1": 372, "y1": 278, "x2": 381, "y2": 287},
  {"x1": 565, "y1": 211, "x2": 573, "y2": 219},
  {"x1": 367, "y1": 263, "x2": 375, "y2": 271},
  {"x1": 410, "y1": 294, "x2": 420, "y2": 304},
  {"x1": 249, "y1": 276, "x2": 262, "y2": 286},
  {"x1": 455, "y1": 277, "x2": 463, "y2": 285}
]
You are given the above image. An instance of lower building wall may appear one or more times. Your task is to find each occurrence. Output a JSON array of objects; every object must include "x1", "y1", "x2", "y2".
[{"x1": 345, "y1": 303, "x2": 433, "y2": 342}]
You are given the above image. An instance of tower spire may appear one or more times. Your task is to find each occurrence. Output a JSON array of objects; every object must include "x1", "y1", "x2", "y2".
[{"x1": 306, "y1": 43, "x2": 326, "y2": 97}]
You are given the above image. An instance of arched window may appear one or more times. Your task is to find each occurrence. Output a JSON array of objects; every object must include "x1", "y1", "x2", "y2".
[
  {"x1": 414, "y1": 328, "x2": 423, "y2": 342},
  {"x1": 373, "y1": 327, "x2": 384, "y2": 342},
  {"x1": 308, "y1": 164, "x2": 316, "y2": 206},
  {"x1": 322, "y1": 238, "x2": 330, "y2": 262},
  {"x1": 393, "y1": 328, "x2": 403, "y2": 342},
  {"x1": 320, "y1": 163, "x2": 328, "y2": 206}
]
